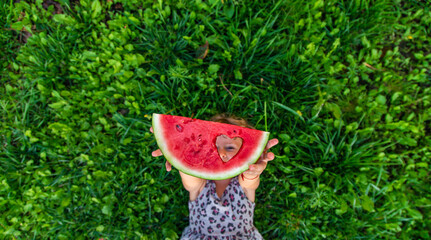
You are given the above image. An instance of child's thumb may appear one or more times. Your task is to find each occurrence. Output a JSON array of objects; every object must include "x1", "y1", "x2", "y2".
[{"x1": 165, "y1": 161, "x2": 172, "y2": 171}]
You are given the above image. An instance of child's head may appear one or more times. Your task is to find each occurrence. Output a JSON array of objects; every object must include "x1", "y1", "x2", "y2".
[
  {"x1": 210, "y1": 113, "x2": 254, "y2": 129},
  {"x1": 210, "y1": 113, "x2": 254, "y2": 162}
]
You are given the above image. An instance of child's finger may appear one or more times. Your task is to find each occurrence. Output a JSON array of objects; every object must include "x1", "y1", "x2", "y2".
[
  {"x1": 265, "y1": 138, "x2": 279, "y2": 151},
  {"x1": 258, "y1": 151, "x2": 275, "y2": 163},
  {"x1": 249, "y1": 161, "x2": 267, "y2": 173},
  {"x1": 150, "y1": 127, "x2": 153, "y2": 133},
  {"x1": 152, "y1": 149, "x2": 163, "y2": 157},
  {"x1": 165, "y1": 161, "x2": 172, "y2": 171},
  {"x1": 264, "y1": 152, "x2": 275, "y2": 161},
  {"x1": 248, "y1": 164, "x2": 257, "y2": 171},
  {"x1": 242, "y1": 169, "x2": 259, "y2": 177}
]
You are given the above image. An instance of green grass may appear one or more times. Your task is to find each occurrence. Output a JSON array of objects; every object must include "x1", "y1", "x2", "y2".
[{"x1": 1, "y1": 0, "x2": 430, "y2": 239}]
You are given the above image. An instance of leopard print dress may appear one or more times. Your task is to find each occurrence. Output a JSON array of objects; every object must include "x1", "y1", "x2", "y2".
[{"x1": 180, "y1": 176, "x2": 263, "y2": 240}]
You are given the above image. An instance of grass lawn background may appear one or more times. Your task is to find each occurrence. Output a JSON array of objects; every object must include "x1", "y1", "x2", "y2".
[{"x1": 1, "y1": 0, "x2": 430, "y2": 239}]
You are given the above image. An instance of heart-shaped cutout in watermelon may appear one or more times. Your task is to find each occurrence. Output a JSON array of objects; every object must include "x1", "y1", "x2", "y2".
[
  {"x1": 215, "y1": 135, "x2": 243, "y2": 163},
  {"x1": 152, "y1": 113, "x2": 270, "y2": 180}
]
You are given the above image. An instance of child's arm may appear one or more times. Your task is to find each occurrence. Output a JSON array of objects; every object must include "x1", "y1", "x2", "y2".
[
  {"x1": 238, "y1": 174, "x2": 260, "y2": 202},
  {"x1": 152, "y1": 149, "x2": 206, "y2": 201},
  {"x1": 151, "y1": 126, "x2": 206, "y2": 201},
  {"x1": 239, "y1": 138, "x2": 279, "y2": 202},
  {"x1": 179, "y1": 171, "x2": 206, "y2": 201}
]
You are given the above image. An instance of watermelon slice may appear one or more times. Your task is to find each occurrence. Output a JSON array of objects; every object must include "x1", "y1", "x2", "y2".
[{"x1": 152, "y1": 113, "x2": 270, "y2": 180}]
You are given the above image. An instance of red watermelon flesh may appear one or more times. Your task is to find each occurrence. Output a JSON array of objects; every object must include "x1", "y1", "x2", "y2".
[{"x1": 152, "y1": 113, "x2": 270, "y2": 180}]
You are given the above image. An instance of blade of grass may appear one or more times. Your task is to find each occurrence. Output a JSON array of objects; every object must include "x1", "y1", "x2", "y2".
[{"x1": 272, "y1": 101, "x2": 305, "y2": 122}]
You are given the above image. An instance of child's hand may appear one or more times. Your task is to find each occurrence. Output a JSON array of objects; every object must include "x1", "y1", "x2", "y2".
[
  {"x1": 241, "y1": 138, "x2": 279, "y2": 179},
  {"x1": 150, "y1": 127, "x2": 172, "y2": 171}
]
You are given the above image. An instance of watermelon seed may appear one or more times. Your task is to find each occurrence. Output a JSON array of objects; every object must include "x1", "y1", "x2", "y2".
[{"x1": 176, "y1": 124, "x2": 183, "y2": 132}]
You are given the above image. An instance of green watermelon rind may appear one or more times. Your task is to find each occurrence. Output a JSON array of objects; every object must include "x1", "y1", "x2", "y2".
[{"x1": 152, "y1": 113, "x2": 270, "y2": 180}]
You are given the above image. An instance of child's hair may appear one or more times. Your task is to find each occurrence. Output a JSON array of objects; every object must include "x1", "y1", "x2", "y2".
[{"x1": 210, "y1": 113, "x2": 255, "y2": 129}]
